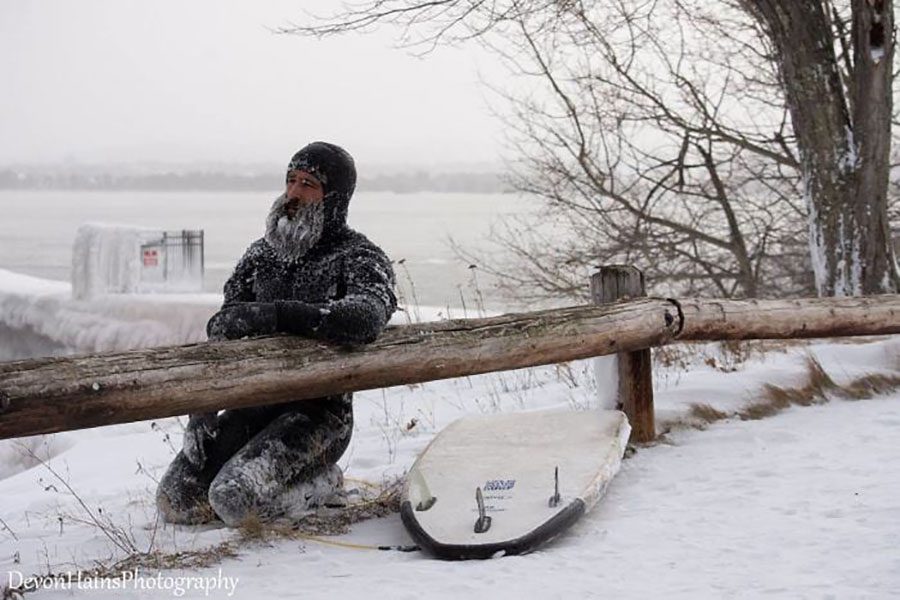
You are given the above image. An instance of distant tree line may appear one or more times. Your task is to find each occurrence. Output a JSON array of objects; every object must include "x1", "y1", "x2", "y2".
[{"x1": 0, "y1": 169, "x2": 509, "y2": 194}]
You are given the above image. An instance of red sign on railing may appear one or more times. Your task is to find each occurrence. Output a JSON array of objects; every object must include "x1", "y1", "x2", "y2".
[{"x1": 143, "y1": 249, "x2": 159, "y2": 267}]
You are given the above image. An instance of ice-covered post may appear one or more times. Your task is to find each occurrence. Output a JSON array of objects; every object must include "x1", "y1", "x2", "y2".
[{"x1": 591, "y1": 265, "x2": 655, "y2": 443}]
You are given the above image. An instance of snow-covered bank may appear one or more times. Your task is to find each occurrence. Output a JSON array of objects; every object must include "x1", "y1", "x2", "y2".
[
  {"x1": 0, "y1": 333, "x2": 897, "y2": 599},
  {"x1": 0, "y1": 268, "x2": 219, "y2": 361},
  {"x1": 0, "y1": 268, "x2": 467, "y2": 361}
]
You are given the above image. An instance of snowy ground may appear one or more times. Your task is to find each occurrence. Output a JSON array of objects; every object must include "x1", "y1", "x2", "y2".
[{"x1": 0, "y1": 286, "x2": 898, "y2": 598}]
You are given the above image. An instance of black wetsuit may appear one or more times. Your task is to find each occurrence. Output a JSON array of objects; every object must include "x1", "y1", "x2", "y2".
[{"x1": 156, "y1": 142, "x2": 397, "y2": 526}]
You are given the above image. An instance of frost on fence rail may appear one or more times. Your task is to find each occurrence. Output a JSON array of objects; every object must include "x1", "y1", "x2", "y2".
[
  {"x1": 2, "y1": 295, "x2": 899, "y2": 441},
  {"x1": 72, "y1": 223, "x2": 204, "y2": 299}
]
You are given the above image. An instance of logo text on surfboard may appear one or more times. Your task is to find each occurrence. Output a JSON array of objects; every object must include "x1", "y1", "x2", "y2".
[{"x1": 484, "y1": 479, "x2": 516, "y2": 491}]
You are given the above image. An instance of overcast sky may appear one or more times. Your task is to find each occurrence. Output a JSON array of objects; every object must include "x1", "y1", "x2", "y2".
[{"x1": 0, "y1": 1, "x2": 508, "y2": 169}]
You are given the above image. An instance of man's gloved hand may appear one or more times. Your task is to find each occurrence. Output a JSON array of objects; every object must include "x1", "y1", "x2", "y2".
[
  {"x1": 206, "y1": 303, "x2": 278, "y2": 340},
  {"x1": 274, "y1": 300, "x2": 324, "y2": 337},
  {"x1": 182, "y1": 412, "x2": 218, "y2": 468}
]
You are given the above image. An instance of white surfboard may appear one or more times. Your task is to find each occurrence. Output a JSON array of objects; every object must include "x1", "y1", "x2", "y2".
[{"x1": 400, "y1": 409, "x2": 631, "y2": 560}]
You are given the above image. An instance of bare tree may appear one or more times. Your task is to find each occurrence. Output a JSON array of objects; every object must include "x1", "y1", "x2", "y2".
[
  {"x1": 735, "y1": 1, "x2": 898, "y2": 295},
  {"x1": 284, "y1": 0, "x2": 898, "y2": 300},
  {"x1": 470, "y1": 2, "x2": 812, "y2": 301}
]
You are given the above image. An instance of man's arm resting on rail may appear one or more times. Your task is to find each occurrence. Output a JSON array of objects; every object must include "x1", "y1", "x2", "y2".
[
  {"x1": 207, "y1": 248, "x2": 397, "y2": 345},
  {"x1": 206, "y1": 297, "x2": 389, "y2": 344}
]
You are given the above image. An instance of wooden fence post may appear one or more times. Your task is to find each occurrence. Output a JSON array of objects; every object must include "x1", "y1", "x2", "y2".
[{"x1": 591, "y1": 265, "x2": 655, "y2": 443}]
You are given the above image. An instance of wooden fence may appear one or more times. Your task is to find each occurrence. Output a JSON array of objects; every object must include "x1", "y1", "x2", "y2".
[{"x1": 0, "y1": 266, "x2": 898, "y2": 442}]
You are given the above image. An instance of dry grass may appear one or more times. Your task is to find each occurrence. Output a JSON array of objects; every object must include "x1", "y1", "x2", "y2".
[
  {"x1": 4, "y1": 449, "x2": 404, "y2": 598},
  {"x1": 840, "y1": 372, "x2": 900, "y2": 399},
  {"x1": 237, "y1": 513, "x2": 268, "y2": 542},
  {"x1": 654, "y1": 339, "x2": 793, "y2": 374},
  {"x1": 740, "y1": 357, "x2": 842, "y2": 420},
  {"x1": 687, "y1": 403, "x2": 730, "y2": 424},
  {"x1": 1, "y1": 585, "x2": 20, "y2": 600},
  {"x1": 737, "y1": 394, "x2": 790, "y2": 421},
  {"x1": 111, "y1": 543, "x2": 239, "y2": 571},
  {"x1": 16, "y1": 442, "x2": 142, "y2": 556},
  {"x1": 1, "y1": 543, "x2": 238, "y2": 599},
  {"x1": 3, "y1": 480, "x2": 405, "y2": 597},
  {"x1": 1, "y1": 441, "x2": 242, "y2": 599},
  {"x1": 660, "y1": 355, "x2": 900, "y2": 435},
  {"x1": 237, "y1": 477, "x2": 404, "y2": 543}
]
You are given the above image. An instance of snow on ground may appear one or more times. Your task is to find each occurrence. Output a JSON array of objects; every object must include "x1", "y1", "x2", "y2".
[{"x1": 0, "y1": 273, "x2": 898, "y2": 598}]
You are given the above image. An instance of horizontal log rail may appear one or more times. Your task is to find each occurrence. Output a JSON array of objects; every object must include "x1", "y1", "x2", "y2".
[
  {"x1": 676, "y1": 296, "x2": 900, "y2": 340},
  {"x1": 0, "y1": 295, "x2": 898, "y2": 440}
]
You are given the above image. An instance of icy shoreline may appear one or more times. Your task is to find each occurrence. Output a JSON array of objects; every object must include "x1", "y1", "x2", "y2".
[
  {"x1": 0, "y1": 268, "x2": 468, "y2": 362},
  {"x1": 0, "y1": 268, "x2": 219, "y2": 361}
]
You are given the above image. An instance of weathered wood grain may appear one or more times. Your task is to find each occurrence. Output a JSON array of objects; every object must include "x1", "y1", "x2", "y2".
[
  {"x1": 0, "y1": 299, "x2": 681, "y2": 439},
  {"x1": 1, "y1": 294, "x2": 897, "y2": 440},
  {"x1": 592, "y1": 265, "x2": 655, "y2": 443}
]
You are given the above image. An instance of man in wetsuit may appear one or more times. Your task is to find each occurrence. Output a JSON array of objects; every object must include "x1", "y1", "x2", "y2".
[{"x1": 156, "y1": 142, "x2": 397, "y2": 527}]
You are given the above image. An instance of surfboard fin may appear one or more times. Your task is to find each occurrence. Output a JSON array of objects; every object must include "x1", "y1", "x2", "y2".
[
  {"x1": 410, "y1": 469, "x2": 437, "y2": 511},
  {"x1": 416, "y1": 497, "x2": 437, "y2": 511},
  {"x1": 548, "y1": 466, "x2": 561, "y2": 508},
  {"x1": 474, "y1": 487, "x2": 492, "y2": 533}
]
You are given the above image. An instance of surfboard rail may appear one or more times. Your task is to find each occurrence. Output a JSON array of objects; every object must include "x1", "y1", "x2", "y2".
[{"x1": 400, "y1": 498, "x2": 587, "y2": 560}]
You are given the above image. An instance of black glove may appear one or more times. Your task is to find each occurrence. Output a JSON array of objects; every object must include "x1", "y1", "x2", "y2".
[
  {"x1": 276, "y1": 300, "x2": 385, "y2": 345},
  {"x1": 206, "y1": 303, "x2": 278, "y2": 340},
  {"x1": 274, "y1": 301, "x2": 325, "y2": 337},
  {"x1": 182, "y1": 412, "x2": 218, "y2": 468}
]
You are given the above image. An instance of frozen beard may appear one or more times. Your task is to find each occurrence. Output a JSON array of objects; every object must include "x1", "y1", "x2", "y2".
[{"x1": 264, "y1": 194, "x2": 326, "y2": 262}]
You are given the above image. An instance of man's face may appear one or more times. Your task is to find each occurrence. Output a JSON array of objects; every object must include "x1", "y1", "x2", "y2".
[
  {"x1": 265, "y1": 170, "x2": 327, "y2": 261},
  {"x1": 285, "y1": 169, "x2": 324, "y2": 217}
]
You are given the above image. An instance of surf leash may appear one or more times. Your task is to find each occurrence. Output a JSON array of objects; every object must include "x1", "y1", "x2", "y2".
[
  {"x1": 295, "y1": 533, "x2": 419, "y2": 553},
  {"x1": 289, "y1": 476, "x2": 418, "y2": 553}
]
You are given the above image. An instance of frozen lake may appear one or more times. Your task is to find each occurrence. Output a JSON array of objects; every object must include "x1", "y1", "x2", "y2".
[{"x1": 0, "y1": 190, "x2": 536, "y2": 309}]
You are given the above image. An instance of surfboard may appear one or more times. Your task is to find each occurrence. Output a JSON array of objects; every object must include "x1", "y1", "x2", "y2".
[{"x1": 400, "y1": 408, "x2": 631, "y2": 560}]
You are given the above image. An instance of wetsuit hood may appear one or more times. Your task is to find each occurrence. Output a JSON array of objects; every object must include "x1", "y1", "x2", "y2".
[{"x1": 286, "y1": 142, "x2": 356, "y2": 239}]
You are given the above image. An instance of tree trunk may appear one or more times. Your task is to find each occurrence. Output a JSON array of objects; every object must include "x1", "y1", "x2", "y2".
[{"x1": 740, "y1": 0, "x2": 899, "y2": 295}]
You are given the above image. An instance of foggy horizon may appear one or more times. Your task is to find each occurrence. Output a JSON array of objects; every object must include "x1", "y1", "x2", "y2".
[
  {"x1": 0, "y1": 157, "x2": 506, "y2": 174},
  {"x1": 1, "y1": 1, "x2": 509, "y2": 168}
]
